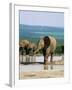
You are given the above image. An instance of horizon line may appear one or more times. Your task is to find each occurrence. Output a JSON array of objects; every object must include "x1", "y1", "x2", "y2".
[{"x1": 19, "y1": 24, "x2": 64, "y2": 28}]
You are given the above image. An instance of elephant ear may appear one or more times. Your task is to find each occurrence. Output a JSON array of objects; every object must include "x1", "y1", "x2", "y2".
[{"x1": 43, "y1": 36, "x2": 50, "y2": 47}]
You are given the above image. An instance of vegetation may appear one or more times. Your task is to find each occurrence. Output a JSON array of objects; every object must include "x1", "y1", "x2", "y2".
[{"x1": 54, "y1": 45, "x2": 64, "y2": 55}]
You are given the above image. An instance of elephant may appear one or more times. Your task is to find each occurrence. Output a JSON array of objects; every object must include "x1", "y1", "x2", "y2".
[
  {"x1": 19, "y1": 39, "x2": 37, "y2": 56},
  {"x1": 34, "y1": 36, "x2": 56, "y2": 65},
  {"x1": 27, "y1": 43, "x2": 37, "y2": 62},
  {"x1": 19, "y1": 39, "x2": 37, "y2": 63},
  {"x1": 28, "y1": 42, "x2": 37, "y2": 55},
  {"x1": 19, "y1": 39, "x2": 30, "y2": 55}
]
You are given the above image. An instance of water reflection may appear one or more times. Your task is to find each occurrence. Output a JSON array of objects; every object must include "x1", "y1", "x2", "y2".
[
  {"x1": 44, "y1": 63, "x2": 53, "y2": 70},
  {"x1": 44, "y1": 65, "x2": 48, "y2": 70},
  {"x1": 20, "y1": 64, "x2": 64, "y2": 72},
  {"x1": 50, "y1": 63, "x2": 53, "y2": 70}
]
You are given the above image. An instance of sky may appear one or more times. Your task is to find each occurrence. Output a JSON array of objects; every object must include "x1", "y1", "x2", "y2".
[{"x1": 19, "y1": 10, "x2": 64, "y2": 28}]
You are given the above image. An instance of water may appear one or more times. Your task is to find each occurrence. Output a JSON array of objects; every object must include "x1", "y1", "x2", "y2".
[
  {"x1": 19, "y1": 24, "x2": 64, "y2": 45},
  {"x1": 20, "y1": 64, "x2": 64, "y2": 72},
  {"x1": 19, "y1": 55, "x2": 64, "y2": 63}
]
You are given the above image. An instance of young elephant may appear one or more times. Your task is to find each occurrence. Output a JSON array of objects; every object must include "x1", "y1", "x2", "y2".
[
  {"x1": 19, "y1": 39, "x2": 30, "y2": 55},
  {"x1": 34, "y1": 36, "x2": 56, "y2": 65},
  {"x1": 19, "y1": 40, "x2": 37, "y2": 63}
]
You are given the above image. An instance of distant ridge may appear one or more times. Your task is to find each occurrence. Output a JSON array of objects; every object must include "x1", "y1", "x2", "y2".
[{"x1": 19, "y1": 24, "x2": 64, "y2": 29}]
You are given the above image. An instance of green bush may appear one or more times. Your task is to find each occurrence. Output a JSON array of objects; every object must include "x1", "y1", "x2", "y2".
[{"x1": 55, "y1": 45, "x2": 64, "y2": 55}]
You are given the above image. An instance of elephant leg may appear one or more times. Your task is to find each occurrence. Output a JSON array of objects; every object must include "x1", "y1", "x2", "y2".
[
  {"x1": 50, "y1": 52, "x2": 53, "y2": 62},
  {"x1": 44, "y1": 56, "x2": 48, "y2": 65}
]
